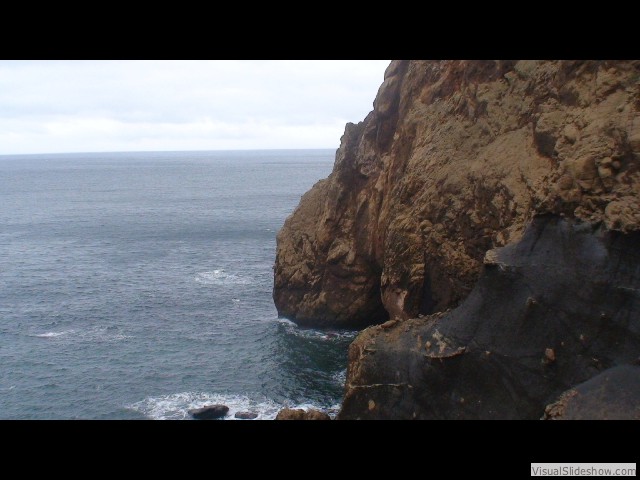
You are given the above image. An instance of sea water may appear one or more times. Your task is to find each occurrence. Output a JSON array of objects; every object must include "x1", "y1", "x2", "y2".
[{"x1": 0, "y1": 150, "x2": 355, "y2": 419}]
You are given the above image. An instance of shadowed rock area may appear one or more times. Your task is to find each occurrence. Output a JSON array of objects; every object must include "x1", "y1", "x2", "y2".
[
  {"x1": 338, "y1": 216, "x2": 640, "y2": 419},
  {"x1": 274, "y1": 60, "x2": 640, "y2": 328},
  {"x1": 543, "y1": 365, "x2": 640, "y2": 420}
]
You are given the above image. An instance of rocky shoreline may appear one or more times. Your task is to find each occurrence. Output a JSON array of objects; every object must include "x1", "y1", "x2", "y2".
[
  {"x1": 274, "y1": 60, "x2": 640, "y2": 419},
  {"x1": 187, "y1": 404, "x2": 331, "y2": 420}
]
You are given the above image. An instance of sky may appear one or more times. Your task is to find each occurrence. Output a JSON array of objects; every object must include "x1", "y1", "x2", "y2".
[{"x1": 0, "y1": 60, "x2": 391, "y2": 155}]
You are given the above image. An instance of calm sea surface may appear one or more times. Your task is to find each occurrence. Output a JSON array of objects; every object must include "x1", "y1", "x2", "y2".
[{"x1": 0, "y1": 150, "x2": 355, "y2": 419}]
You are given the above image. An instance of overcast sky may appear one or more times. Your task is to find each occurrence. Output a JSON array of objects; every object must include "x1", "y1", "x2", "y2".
[{"x1": 0, "y1": 60, "x2": 390, "y2": 155}]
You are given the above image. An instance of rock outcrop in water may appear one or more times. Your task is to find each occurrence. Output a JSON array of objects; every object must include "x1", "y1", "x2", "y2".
[
  {"x1": 274, "y1": 60, "x2": 640, "y2": 328},
  {"x1": 234, "y1": 411, "x2": 259, "y2": 419},
  {"x1": 275, "y1": 408, "x2": 331, "y2": 420},
  {"x1": 188, "y1": 404, "x2": 229, "y2": 420},
  {"x1": 273, "y1": 60, "x2": 640, "y2": 419}
]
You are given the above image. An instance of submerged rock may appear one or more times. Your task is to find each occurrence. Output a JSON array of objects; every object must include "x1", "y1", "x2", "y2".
[
  {"x1": 339, "y1": 216, "x2": 640, "y2": 419},
  {"x1": 188, "y1": 404, "x2": 229, "y2": 420},
  {"x1": 234, "y1": 411, "x2": 259, "y2": 420},
  {"x1": 275, "y1": 408, "x2": 330, "y2": 420}
]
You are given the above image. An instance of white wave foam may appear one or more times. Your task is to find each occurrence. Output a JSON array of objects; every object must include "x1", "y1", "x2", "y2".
[
  {"x1": 77, "y1": 327, "x2": 132, "y2": 342},
  {"x1": 128, "y1": 392, "x2": 280, "y2": 420},
  {"x1": 32, "y1": 330, "x2": 74, "y2": 338},
  {"x1": 194, "y1": 270, "x2": 251, "y2": 286},
  {"x1": 332, "y1": 369, "x2": 347, "y2": 387},
  {"x1": 277, "y1": 319, "x2": 359, "y2": 342},
  {"x1": 127, "y1": 391, "x2": 339, "y2": 420},
  {"x1": 295, "y1": 402, "x2": 342, "y2": 418},
  {"x1": 30, "y1": 327, "x2": 131, "y2": 342}
]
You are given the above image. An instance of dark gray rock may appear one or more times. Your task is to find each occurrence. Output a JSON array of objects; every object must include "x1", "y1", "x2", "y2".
[
  {"x1": 234, "y1": 411, "x2": 258, "y2": 420},
  {"x1": 544, "y1": 365, "x2": 640, "y2": 420},
  {"x1": 188, "y1": 404, "x2": 229, "y2": 420},
  {"x1": 340, "y1": 216, "x2": 640, "y2": 419}
]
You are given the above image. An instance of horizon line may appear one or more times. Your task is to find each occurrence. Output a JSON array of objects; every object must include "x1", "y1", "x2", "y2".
[{"x1": 0, "y1": 147, "x2": 340, "y2": 158}]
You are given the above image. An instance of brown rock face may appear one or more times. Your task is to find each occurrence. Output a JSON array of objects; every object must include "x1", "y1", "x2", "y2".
[
  {"x1": 274, "y1": 60, "x2": 640, "y2": 328},
  {"x1": 275, "y1": 408, "x2": 331, "y2": 420}
]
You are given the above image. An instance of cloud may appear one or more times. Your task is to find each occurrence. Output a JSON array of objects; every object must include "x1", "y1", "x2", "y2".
[{"x1": 0, "y1": 60, "x2": 390, "y2": 154}]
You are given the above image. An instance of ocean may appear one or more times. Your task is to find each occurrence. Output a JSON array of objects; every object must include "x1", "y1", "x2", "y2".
[{"x1": 0, "y1": 149, "x2": 355, "y2": 419}]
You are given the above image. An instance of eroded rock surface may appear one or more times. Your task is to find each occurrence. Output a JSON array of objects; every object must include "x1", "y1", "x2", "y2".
[
  {"x1": 338, "y1": 217, "x2": 640, "y2": 419},
  {"x1": 274, "y1": 60, "x2": 640, "y2": 328},
  {"x1": 543, "y1": 365, "x2": 640, "y2": 420}
]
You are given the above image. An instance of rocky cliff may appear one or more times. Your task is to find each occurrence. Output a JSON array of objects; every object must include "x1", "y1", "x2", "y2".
[
  {"x1": 273, "y1": 60, "x2": 640, "y2": 419},
  {"x1": 339, "y1": 216, "x2": 640, "y2": 419},
  {"x1": 274, "y1": 60, "x2": 640, "y2": 328}
]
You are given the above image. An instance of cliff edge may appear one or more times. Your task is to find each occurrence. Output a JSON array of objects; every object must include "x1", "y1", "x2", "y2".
[{"x1": 274, "y1": 60, "x2": 640, "y2": 328}]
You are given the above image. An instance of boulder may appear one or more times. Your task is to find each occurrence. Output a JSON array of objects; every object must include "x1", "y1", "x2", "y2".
[
  {"x1": 275, "y1": 408, "x2": 330, "y2": 420},
  {"x1": 188, "y1": 404, "x2": 229, "y2": 420},
  {"x1": 234, "y1": 411, "x2": 258, "y2": 420}
]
